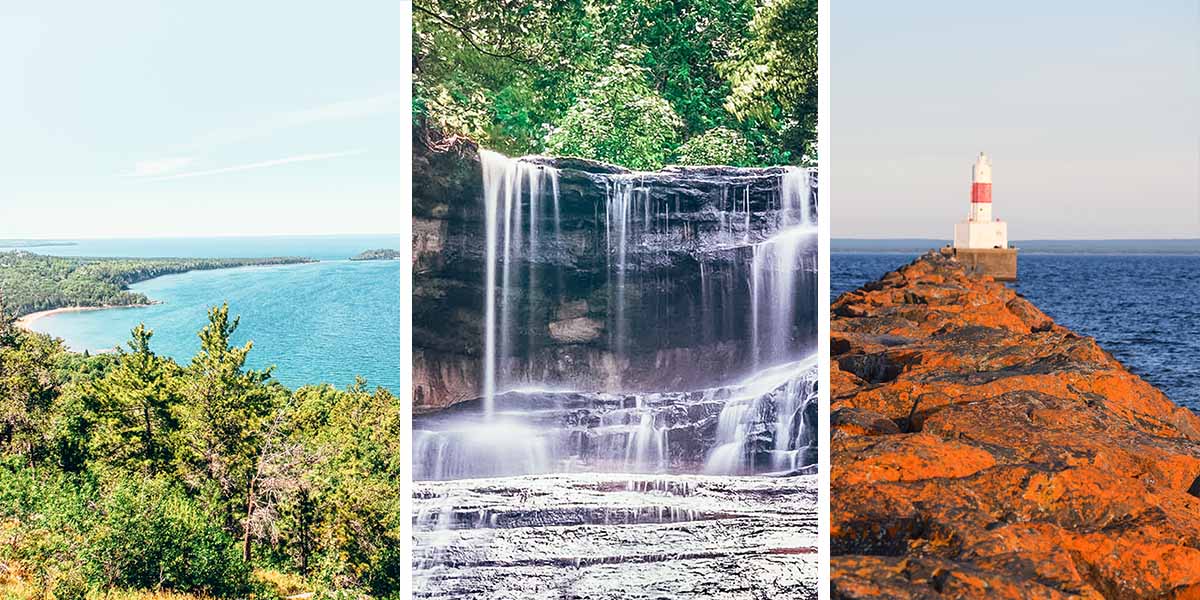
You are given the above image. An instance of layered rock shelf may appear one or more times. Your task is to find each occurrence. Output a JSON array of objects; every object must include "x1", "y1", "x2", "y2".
[
  {"x1": 413, "y1": 473, "x2": 819, "y2": 599},
  {"x1": 830, "y1": 252, "x2": 1200, "y2": 598}
]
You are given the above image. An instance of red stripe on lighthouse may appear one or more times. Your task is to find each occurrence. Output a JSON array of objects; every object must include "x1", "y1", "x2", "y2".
[{"x1": 971, "y1": 182, "x2": 992, "y2": 204}]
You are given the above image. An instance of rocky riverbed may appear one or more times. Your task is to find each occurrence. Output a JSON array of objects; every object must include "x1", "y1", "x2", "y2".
[
  {"x1": 830, "y1": 252, "x2": 1200, "y2": 598},
  {"x1": 413, "y1": 473, "x2": 819, "y2": 599}
]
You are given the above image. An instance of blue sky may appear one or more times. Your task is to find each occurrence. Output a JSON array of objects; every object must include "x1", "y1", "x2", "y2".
[
  {"x1": 832, "y1": 0, "x2": 1198, "y2": 239},
  {"x1": 1, "y1": 3, "x2": 402, "y2": 238}
]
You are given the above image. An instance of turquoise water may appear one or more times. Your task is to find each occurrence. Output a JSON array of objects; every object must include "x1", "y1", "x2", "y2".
[{"x1": 25, "y1": 237, "x2": 400, "y2": 393}]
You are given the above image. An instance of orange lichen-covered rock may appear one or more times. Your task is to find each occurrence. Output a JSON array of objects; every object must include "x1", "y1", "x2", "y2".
[{"x1": 832, "y1": 252, "x2": 1200, "y2": 599}]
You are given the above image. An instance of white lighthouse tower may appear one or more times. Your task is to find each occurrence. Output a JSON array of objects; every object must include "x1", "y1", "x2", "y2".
[{"x1": 953, "y1": 153, "x2": 1008, "y2": 249}]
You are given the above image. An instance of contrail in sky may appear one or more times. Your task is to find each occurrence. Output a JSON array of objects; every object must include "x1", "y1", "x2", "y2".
[{"x1": 140, "y1": 149, "x2": 366, "y2": 182}]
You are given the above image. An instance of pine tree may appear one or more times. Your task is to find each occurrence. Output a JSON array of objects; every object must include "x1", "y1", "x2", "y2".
[
  {"x1": 178, "y1": 304, "x2": 283, "y2": 558},
  {"x1": 86, "y1": 324, "x2": 183, "y2": 475}
]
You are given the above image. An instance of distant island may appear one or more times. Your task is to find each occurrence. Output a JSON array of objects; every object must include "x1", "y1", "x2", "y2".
[
  {"x1": 350, "y1": 248, "x2": 401, "y2": 261},
  {"x1": 0, "y1": 251, "x2": 315, "y2": 317}
]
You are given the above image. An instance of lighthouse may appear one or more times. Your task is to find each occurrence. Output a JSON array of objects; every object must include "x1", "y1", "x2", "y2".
[
  {"x1": 945, "y1": 152, "x2": 1017, "y2": 280},
  {"x1": 953, "y1": 152, "x2": 1008, "y2": 249}
]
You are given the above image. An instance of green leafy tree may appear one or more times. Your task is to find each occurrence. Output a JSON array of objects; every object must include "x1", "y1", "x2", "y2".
[
  {"x1": 271, "y1": 381, "x2": 402, "y2": 594},
  {"x1": 86, "y1": 476, "x2": 253, "y2": 595},
  {"x1": 674, "y1": 126, "x2": 756, "y2": 166},
  {"x1": 0, "y1": 326, "x2": 65, "y2": 467},
  {"x1": 413, "y1": 0, "x2": 815, "y2": 166},
  {"x1": 720, "y1": 0, "x2": 818, "y2": 161},
  {"x1": 546, "y1": 52, "x2": 683, "y2": 169}
]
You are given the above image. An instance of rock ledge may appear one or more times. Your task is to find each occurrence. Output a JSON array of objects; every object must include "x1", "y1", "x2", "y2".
[{"x1": 831, "y1": 252, "x2": 1200, "y2": 599}]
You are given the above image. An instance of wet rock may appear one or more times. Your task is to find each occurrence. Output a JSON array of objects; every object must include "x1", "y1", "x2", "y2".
[
  {"x1": 556, "y1": 299, "x2": 590, "y2": 320},
  {"x1": 414, "y1": 360, "x2": 819, "y2": 479},
  {"x1": 548, "y1": 316, "x2": 605, "y2": 343},
  {"x1": 831, "y1": 252, "x2": 1200, "y2": 598},
  {"x1": 414, "y1": 473, "x2": 819, "y2": 599}
]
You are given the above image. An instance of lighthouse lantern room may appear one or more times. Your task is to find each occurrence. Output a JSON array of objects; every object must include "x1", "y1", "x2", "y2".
[{"x1": 953, "y1": 152, "x2": 1008, "y2": 249}]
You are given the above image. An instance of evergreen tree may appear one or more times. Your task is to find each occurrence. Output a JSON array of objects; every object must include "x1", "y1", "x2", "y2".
[
  {"x1": 178, "y1": 304, "x2": 282, "y2": 558},
  {"x1": 85, "y1": 324, "x2": 183, "y2": 475}
]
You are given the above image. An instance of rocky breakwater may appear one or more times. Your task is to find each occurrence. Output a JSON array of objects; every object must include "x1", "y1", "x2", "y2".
[
  {"x1": 830, "y1": 252, "x2": 1200, "y2": 598},
  {"x1": 413, "y1": 138, "x2": 817, "y2": 411}
]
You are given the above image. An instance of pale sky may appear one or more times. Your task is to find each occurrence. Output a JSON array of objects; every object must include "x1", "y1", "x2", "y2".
[
  {"x1": 832, "y1": 0, "x2": 1199, "y2": 239},
  {"x1": 1, "y1": 3, "x2": 402, "y2": 239}
]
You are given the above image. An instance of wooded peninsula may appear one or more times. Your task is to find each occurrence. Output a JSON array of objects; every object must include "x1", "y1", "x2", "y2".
[{"x1": 0, "y1": 251, "x2": 314, "y2": 317}]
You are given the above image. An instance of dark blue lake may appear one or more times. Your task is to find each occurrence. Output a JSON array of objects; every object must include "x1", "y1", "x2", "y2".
[{"x1": 833, "y1": 252, "x2": 1200, "y2": 412}]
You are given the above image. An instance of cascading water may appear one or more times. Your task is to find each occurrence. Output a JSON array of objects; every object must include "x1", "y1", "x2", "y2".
[
  {"x1": 418, "y1": 151, "x2": 818, "y2": 480},
  {"x1": 478, "y1": 150, "x2": 561, "y2": 417},
  {"x1": 780, "y1": 166, "x2": 814, "y2": 227},
  {"x1": 703, "y1": 358, "x2": 819, "y2": 474},
  {"x1": 415, "y1": 151, "x2": 820, "y2": 598}
]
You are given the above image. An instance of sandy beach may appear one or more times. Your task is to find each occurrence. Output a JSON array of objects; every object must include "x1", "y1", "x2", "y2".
[{"x1": 16, "y1": 304, "x2": 155, "y2": 331}]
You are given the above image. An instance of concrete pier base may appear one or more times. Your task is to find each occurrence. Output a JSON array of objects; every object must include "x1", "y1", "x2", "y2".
[{"x1": 941, "y1": 246, "x2": 1018, "y2": 281}]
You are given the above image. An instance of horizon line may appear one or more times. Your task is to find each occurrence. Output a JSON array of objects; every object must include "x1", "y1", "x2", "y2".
[
  {"x1": 833, "y1": 236, "x2": 1200, "y2": 242},
  {"x1": 0, "y1": 232, "x2": 403, "y2": 242}
]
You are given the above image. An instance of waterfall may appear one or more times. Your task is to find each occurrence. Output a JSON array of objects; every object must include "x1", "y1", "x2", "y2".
[
  {"x1": 414, "y1": 357, "x2": 818, "y2": 480},
  {"x1": 413, "y1": 424, "x2": 551, "y2": 480},
  {"x1": 703, "y1": 357, "x2": 819, "y2": 475},
  {"x1": 605, "y1": 179, "x2": 635, "y2": 362},
  {"x1": 478, "y1": 150, "x2": 562, "y2": 416},
  {"x1": 747, "y1": 169, "x2": 817, "y2": 367},
  {"x1": 448, "y1": 153, "x2": 818, "y2": 480},
  {"x1": 480, "y1": 151, "x2": 505, "y2": 419},
  {"x1": 780, "y1": 167, "x2": 813, "y2": 227},
  {"x1": 749, "y1": 227, "x2": 815, "y2": 366}
]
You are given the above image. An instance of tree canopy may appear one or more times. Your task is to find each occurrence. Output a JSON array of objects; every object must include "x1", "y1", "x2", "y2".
[
  {"x1": 414, "y1": 0, "x2": 817, "y2": 168},
  {"x1": 0, "y1": 304, "x2": 401, "y2": 598}
]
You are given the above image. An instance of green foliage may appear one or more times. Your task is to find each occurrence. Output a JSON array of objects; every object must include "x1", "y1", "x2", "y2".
[
  {"x1": 414, "y1": 0, "x2": 816, "y2": 167},
  {"x1": 0, "y1": 470, "x2": 254, "y2": 596},
  {"x1": 674, "y1": 126, "x2": 756, "y2": 166},
  {"x1": 546, "y1": 54, "x2": 683, "y2": 169},
  {"x1": 0, "y1": 302, "x2": 401, "y2": 598},
  {"x1": 0, "y1": 323, "x2": 66, "y2": 466},
  {"x1": 0, "y1": 469, "x2": 99, "y2": 594},
  {"x1": 721, "y1": 0, "x2": 818, "y2": 160},
  {"x1": 87, "y1": 476, "x2": 253, "y2": 595},
  {"x1": 288, "y1": 382, "x2": 402, "y2": 593}
]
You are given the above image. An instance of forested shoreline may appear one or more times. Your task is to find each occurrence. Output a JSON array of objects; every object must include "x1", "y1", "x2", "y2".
[
  {"x1": 0, "y1": 251, "x2": 314, "y2": 318},
  {"x1": 350, "y1": 249, "x2": 401, "y2": 261},
  {"x1": 0, "y1": 303, "x2": 400, "y2": 598}
]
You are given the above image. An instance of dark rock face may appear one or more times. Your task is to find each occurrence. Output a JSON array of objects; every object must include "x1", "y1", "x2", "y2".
[
  {"x1": 830, "y1": 252, "x2": 1200, "y2": 598},
  {"x1": 413, "y1": 140, "x2": 818, "y2": 410}
]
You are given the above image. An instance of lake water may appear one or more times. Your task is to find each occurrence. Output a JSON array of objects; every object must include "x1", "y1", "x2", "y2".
[
  {"x1": 2, "y1": 234, "x2": 400, "y2": 261},
  {"x1": 22, "y1": 236, "x2": 400, "y2": 393},
  {"x1": 833, "y1": 252, "x2": 1200, "y2": 412}
]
